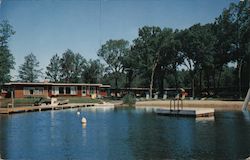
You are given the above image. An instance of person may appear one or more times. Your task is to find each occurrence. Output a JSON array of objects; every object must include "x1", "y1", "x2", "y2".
[{"x1": 175, "y1": 88, "x2": 187, "y2": 100}]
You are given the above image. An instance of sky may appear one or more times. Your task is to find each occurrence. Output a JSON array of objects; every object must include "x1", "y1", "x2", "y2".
[{"x1": 0, "y1": 0, "x2": 239, "y2": 80}]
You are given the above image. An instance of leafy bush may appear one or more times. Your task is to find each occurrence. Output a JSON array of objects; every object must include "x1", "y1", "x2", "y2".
[{"x1": 122, "y1": 93, "x2": 136, "y2": 106}]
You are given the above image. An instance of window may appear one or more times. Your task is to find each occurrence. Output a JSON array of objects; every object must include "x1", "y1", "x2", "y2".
[
  {"x1": 71, "y1": 86, "x2": 76, "y2": 95},
  {"x1": 52, "y1": 86, "x2": 59, "y2": 95},
  {"x1": 59, "y1": 87, "x2": 64, "y2": 94},
  {"x1": 23, "y1": 87, "x2": 44, "y2": 96},
  {"x1": 53, "y1": 86, "x2": 77, "y2": 95},
  {"x1": 66, "y1": 87, "x2": 71, "y2": 94}
]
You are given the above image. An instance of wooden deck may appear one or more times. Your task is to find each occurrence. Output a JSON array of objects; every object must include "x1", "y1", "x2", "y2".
[
  {"x1": 155, "y1": 107, "x2": 215, "y2": 117},
  {"x1": 0, "y1": 103, "x2": 98, "y2": 114}
]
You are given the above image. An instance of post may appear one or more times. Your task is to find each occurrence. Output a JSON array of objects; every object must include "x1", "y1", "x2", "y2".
[
  {"x1": 11, "y1": 90, "x2": 14, "y2": 108},
  {"x1": 242, "y1": 88, "x2": 250, "y2": 111}
]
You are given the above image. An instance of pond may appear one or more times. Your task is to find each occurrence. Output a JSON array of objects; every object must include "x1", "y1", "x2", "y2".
[{"x1": 1, "y1": 107, "x2": 250, "y2": 160}]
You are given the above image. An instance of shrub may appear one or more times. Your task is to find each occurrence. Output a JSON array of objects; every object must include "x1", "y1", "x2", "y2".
[{"x1": 122, "y1": 93, "x2": 136, "y2": 106}]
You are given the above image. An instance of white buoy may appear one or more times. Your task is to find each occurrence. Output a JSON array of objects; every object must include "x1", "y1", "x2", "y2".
[
  {"x1": 81, "y1": 117, "x2": 87, "y2": 124},
  {"x1": 77, "y1": 111, "x2": 80, "y2": 115}
]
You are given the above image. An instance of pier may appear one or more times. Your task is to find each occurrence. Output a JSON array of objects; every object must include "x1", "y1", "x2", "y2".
[
  {"x1": 155, "y1": 107, "x2": 215, "y2": 117},
  {"x1": 0, "y1": 103, "x2": 114, "y2": 114}
]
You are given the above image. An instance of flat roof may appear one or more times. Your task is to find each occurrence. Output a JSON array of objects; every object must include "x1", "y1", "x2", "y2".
[{"x1": 4, "y1": 82, "x2": 110, "y2": 88}]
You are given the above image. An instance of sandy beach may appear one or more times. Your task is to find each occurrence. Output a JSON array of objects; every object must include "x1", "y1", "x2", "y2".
[{"x1": 136, "y1": 100, "x2": 250, "y2": 110}]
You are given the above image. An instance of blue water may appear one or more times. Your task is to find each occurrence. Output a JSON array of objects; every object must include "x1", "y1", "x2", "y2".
[{"x1": 1, "y1": 107, "x2": 250, "y2": 160}]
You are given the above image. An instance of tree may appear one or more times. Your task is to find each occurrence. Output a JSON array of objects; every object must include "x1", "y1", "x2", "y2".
[
  {"x1": 0, "y1": 20, "x2": 15, "y2": 86},
  {"x1": 131, "y1": 26, "x2": 180, "y2": 98},
  {"x1": 18, "y1": 53, "x2": 42, "y2": 82},
  {"x1": 131, "y1": 26, "x2": 162, "y2": 98},
  {"x1": 0, "y1": 20, "x2": 15, "y2": 47},
  {"x1": 98, "y1": 39, "x2": 129, "y2": 96},
  {"x1": 82, "y1": 59, "x2": 104, "y2": 83},
  {"x1": 122, "y1": 49, "x2": 138, "y2": 89},
  {"x1": 46, "y1": 54, "x2": 61, "y2": 82},
  {"x1": 177, "y1": 24, "x2": 216, "y2": 98},
  {"x1": 230, "y1": 1, "x2": 250, "y2": 98},
  {"x1": 213, "y1": 10, "x2": 235, "y2": 90},
  {"x1": 157, "y1": 28, "x2": 182, "y2": 95},
  {"x1": 60, "y1": 49, "x2": 86, "y2": 83}
]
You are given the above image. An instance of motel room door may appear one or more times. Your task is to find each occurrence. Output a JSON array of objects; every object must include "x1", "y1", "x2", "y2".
[{"x1": 82, "y1": 86, "x2": 87, "y2": 96}]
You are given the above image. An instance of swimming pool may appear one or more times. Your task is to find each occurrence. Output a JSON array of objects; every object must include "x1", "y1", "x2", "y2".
[{"x1": 0, "y1": 107, "x2": 250, "y2": 159}]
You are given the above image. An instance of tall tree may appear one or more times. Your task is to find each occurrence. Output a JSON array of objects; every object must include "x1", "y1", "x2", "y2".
[
  {"x1": 46, "y1": 54, "x2": 61, "y2": 82},
  {"x1": 122, "y1": 49, "x2": 138, "y2": 89},
  {"x1": 82, "y1": 59, "x2": 104, "y2": 83},
  {"x1": 213, "y1": 9, "x2": 235, "y2": 90},
  {"x1": 229, "y1": 1, "x2": 250, "y2": 98},
  {"x1": 98, "y1": 39, "x2": 129, "y2": 96},
  {"x1": 18, "y1": 53, "x2": 42, "y2": 82},
  {"x1": 213, "y1": 1, "x2": 250, "y2": 98},
  {"x1": 0, "y1": 20, "x2": 15, "y2": 86},
  {"x1": 177, "y1": 24, "x2": 216, "y2": 98},
  {"x1": 157, "y1": 28, "x2": 182, "y2": 95},
  {"x1": 60, "y1": 49, "x2": 86, "y2": 83},
  {"x1": 131, "y1": 26, "x2": 162, "y2": 98}
]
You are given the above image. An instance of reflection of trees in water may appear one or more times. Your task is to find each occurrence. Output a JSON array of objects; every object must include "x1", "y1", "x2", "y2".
[
  {"x1": 127, "y1": 112, "x2": 199, "y2": 159},
  {"x1": 126, "y1": 113, "x2": 171, "y2": 159},
  {"x1": 214, "y1": 111, "x2": 250, "y2": 159}
]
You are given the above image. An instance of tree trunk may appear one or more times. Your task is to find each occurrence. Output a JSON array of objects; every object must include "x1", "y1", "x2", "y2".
[
  {"x1": 159, "y1": 69, "x2": 165, "y2": 97},
  {"x1": 213, "y1": 70, "x2": 216, "y2": 93},
  {"x1": 128, "y1": 70, "x2": 133, "y2": 89},
  {"x1": 149, "y1": 63, "x2": 157, "y2": 99},
  {"x1": 239, "y1": 60, "x2": 243, "y2": 99},
  {"x1": 217, "y1": 67, "x2": 223, "y2": 90},
  {"x1": 115, "y1": 77, "x2": 118, "y2": 97},
  {"x1": 199, "y1": 70, "x2": 202, "y2": 97},
  {"x1": 207, "y1": 74, "x2": 210, "y2": 89},
  {"x1": 174, "y1": 68, "x2": 178, "y2": 90},
  {"x1": 192, "y1": 77, "x2": 195, "y2": 99}
]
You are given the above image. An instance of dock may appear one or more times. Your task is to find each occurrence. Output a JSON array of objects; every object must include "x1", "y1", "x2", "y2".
[
  {"x1": 155, "y1": 107, "x2": 215, "y2": 117},
  {"x1": 0, "y1": 103, "x2": 114, "y2": 114}
]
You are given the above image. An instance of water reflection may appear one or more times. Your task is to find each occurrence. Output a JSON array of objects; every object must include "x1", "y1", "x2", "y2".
[
  {"x1": 1, "y1": 109, "x2": 250, "y2": 159},
  {"x1": 196, "y1": 116, "x2": 215, "y2": 122}
]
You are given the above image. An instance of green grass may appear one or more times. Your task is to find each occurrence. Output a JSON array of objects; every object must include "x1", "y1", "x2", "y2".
[
  {"x1": 0, "y1": 97, "x2": 102, "y2": 108},
  {"x1": 58, "y1": 97, "x2": 102, "y2": 103},
  {"x1": 14, "y1": 97, "x2": 41, "y2": 104}
]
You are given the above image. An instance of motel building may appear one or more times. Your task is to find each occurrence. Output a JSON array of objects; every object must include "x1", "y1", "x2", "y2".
[{"x1": 3, "y1": 82, "x2": 111, "y2": 98}]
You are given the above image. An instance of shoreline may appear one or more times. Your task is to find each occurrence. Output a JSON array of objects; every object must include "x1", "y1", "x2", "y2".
[{"x1": 135, "y1": 100, "x2": 250, "y2": 110}]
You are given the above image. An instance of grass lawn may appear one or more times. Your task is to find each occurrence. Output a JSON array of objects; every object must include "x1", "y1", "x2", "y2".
[
  {"x1": 58, "y1": 97, "x2": 102, "y2": 103},
  {"x1": 0, "y1": 97, "x2": 102, "y2": 108}
]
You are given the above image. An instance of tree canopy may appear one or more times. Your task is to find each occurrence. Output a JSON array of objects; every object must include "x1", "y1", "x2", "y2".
[
  {"x1": 0, "y1": 20, "x2": 15, "y2": 86},
  {"x1": 18, "y1": 53, "x2": 42, "y2": 82},
  {"x1": 98, "y1": 39, "x2": 130, "y2": 95}
]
